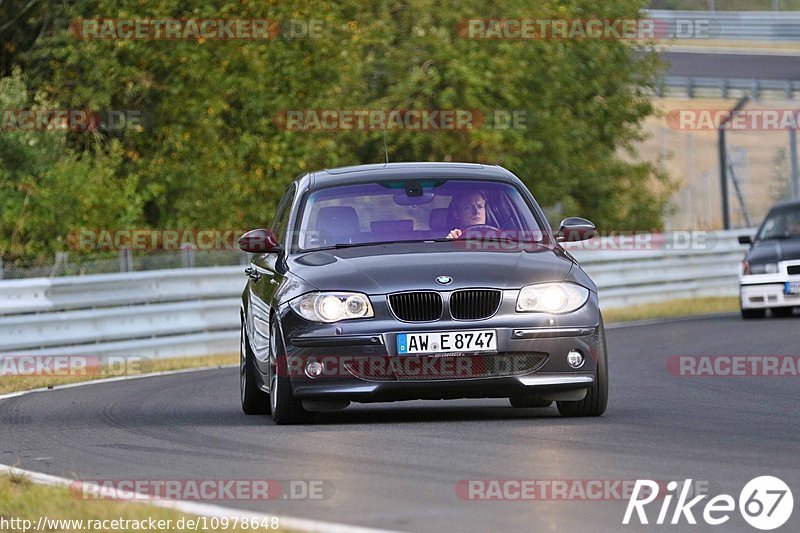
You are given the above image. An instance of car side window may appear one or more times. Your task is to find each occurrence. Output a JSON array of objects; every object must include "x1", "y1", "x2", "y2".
[{"x1": 272, "y1": 184, "x2": 296, "y2": 244}]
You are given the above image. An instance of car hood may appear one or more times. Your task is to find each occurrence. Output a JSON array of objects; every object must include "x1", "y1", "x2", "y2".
[
  {"x1": 748, "y1": 238, "x2": 800, "y2": 263},
  {"x1": 288, "y1": 242, "x2": 576, "y2": 294}
]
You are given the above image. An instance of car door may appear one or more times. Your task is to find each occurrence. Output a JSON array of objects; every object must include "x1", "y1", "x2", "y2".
[{"x1": 246, "y1": 183, "x2": 296, "y2": 368}]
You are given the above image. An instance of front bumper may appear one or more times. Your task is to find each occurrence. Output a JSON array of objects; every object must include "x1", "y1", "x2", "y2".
[
  {"x1": 291, "y1": 373, "x2": 594, "y2": 403},
  {"x1": 740, "y1": 262, "x2": 800, "y2": 309},
  {"x1": 276, "y1": 291, "x2": 601, "y2": 403}
]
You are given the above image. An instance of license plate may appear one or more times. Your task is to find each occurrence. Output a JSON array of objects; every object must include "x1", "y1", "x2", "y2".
[
  {"x1": 785, "y1": 281, "x2": 800, "y2": 295},
  {"x1": 397, "y1": 330, "x2": 497, "y2": 355}
]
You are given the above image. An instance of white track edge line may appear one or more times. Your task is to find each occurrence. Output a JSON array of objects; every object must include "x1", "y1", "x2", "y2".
[
  {"x1": 0, "y1": 465, "x2": 399, "y2": 533},
  {"x1": 0, "y1": 364, "x2": 238, "y2": 402}
]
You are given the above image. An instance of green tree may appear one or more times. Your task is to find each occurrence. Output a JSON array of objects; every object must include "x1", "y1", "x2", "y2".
[
  {"x1": 3, "y1": 0, "x2": 673, "y2": 263},
  {"x1": 0, "y1": 67, "x2": 139, "y2": 262}
]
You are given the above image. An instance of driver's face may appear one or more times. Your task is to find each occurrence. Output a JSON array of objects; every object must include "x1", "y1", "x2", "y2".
[{"x1": 456, "y1": 193, "x2": 486, "y2": 227}]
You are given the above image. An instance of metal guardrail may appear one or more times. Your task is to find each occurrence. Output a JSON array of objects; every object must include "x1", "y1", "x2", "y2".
[
  {"x1": 0, "y1": 230, "x2": 754, "y2": 358},
  {"x1": 660, "y1": 76, "x2": 800, "y2": 100},
  {"x1": 568, "y1": 230, "x2": 751, "y2": 308},
  {"x1": 648, "y1": 10, "x2": 800, "y2": 41},
  {"x1": 0, "y1": 267, "x2": 243, "y2": 358},
  {"x1": 649, "y1": 10, "x2": 800, "y2": 99}
]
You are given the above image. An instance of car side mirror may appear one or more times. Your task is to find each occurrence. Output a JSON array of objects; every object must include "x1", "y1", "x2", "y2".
[
  {"x1": 239, "y1": 228, "x2": 282, "y2": 253},
  {"x1": 738, "y1": 235, "x2": 753, "y2": 245},
  {"x1": 555, "y1": 217, "x2": 596, "y2": 243}
]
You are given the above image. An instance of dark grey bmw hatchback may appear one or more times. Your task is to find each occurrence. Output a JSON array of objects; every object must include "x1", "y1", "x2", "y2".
[{"x1": 239, "y1": 162, "x2": 607, "y2": 423}]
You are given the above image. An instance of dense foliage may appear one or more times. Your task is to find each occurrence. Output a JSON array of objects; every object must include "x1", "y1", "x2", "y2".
[{"x1": 1, "y1": 0, "x2": 672, "y2": 262}]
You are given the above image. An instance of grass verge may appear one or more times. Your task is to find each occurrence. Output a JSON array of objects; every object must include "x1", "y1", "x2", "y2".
[
  {"x1": 603, "y1": 296, "x2": 738, "y2": 323},
  {"x1": 653, "y1": 39, "x2": 800, "y2": 53},
  {"x1": 0, "y1": 473, "x2": 280, "y2": 532},
  {"x1": 0, "y1": 353, "x2": 237, "y2": 395}
]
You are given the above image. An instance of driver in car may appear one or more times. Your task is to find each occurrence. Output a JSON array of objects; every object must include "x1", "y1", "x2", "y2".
[
  {"x1": 446, "y1": 190, "x2": 488, "y2": 240},
  {"x1": 786, "y1": 217, "x2": 800, "y2": 238}
]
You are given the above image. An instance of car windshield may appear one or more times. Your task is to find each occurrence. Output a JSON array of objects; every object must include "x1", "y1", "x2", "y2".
[
  {"x1": 294, "y1": 178, "x2": 546, "y2": 252},
  {"x1": 757, "y1": 208, "x2": 800, "y2": 240}
]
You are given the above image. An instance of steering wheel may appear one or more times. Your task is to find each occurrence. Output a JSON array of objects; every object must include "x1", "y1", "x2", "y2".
[{"x1": 463, "y1": 224, "x2": 501, "y2": 232}]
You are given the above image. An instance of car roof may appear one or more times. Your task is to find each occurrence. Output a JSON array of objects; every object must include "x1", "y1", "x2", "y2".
[
  {"x1": 303, "y1": 162, "x2": 515, "y2": 189},
  {"x1": 769, "y1": 198, "x2": 800, "y2": 212}
]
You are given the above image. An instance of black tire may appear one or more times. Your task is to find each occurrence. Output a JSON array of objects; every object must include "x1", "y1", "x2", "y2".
[
  {"x1": 269, "y1": 319, "x2": 310, "y2": 425},
  {"x1": 557, "y1": 317, "x2": 608, "y2": 417},
  {"x1": 741, "y1": 308, "x2": 766, "y2": 319},
  {"x1": 509, "y1": 394, "x2": 552, "y2": 408},
  {"x1": 240, "y1": 319, "x2": 270, "y2": 415},
  {"x1": 771, "y1": 306, "x2": 794, "y2": 318}
]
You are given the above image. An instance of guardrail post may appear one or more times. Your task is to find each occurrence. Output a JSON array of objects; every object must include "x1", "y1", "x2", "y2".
[
  {"x1": 181, "y1": 244, "x2": 196, "y2": 268},
  {"x1": 0, "y1": 256, "x2": 4, "y2": 279},
  {"x1": 50, "y1": 252, "x2": 68, "y2": 277},
  {"x1": 119, "y1": 247, "x2": 133, "y2": 272}
]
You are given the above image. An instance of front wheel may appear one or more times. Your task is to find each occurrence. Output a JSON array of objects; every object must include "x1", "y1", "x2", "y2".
[
  {"x1": 741, "y1": 308, "x2": 766, "y2": 319},
  {"x1": 240, "y1": 320, "x2": 270, "y2": 415},
  {"x1": 269, "y1": 319, "x2": 310, "y2": 424},
  {"x1": 557, "y1": 318, "x2": 608, "y2": 417},
  {"x1": 771, "y1": 306, "x2": 794, "y2": 318}
]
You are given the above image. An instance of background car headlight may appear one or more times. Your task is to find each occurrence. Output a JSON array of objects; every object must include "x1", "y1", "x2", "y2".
[
  {"x1": 747, "y1": 262, "x2": 779, "y2": 275},
  {"x1": 290, "y1": 292, "x2": 374, "y2": 323},
  {"x1": 516, "y1": 283, "x2": 590, "y2": 313}
]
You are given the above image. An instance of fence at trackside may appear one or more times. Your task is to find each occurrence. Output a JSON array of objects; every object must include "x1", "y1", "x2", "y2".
[
  {"x1": 648, "y1": 10, "x2": 800, "y2": 41},
  {"x1": 0, "y1": 229, "x2": 754, "y2": 359}
]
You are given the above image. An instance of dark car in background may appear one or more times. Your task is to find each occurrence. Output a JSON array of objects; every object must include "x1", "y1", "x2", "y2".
[
  {"x1": 739, "y1": 199, "x2": 800, "y2": 318},
  {"x1": 238, "y1": 162, "x2": 607, "y2": 423}
]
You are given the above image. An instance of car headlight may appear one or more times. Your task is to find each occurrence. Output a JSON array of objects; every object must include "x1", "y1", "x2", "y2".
[
  {"x1": 516, "y1": 283, "x2": 590, "y2": 314},
  {"x1": 748, "y1": 263, "x2": 778, "y2": 275},
  {"x1": 290, "y1": 292, "x2": 374, "y2": 323}
]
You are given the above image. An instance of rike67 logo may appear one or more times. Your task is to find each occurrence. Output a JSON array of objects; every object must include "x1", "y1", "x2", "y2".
[{"x1": 623, "y1": 477, "x2": 793, "y2": 530}]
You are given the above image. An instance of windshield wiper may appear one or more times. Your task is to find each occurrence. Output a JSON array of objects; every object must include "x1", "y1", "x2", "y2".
[
  {"x1": 306, "y1": 236, "x2": 547, "y2": 252},
  {"x1": 335, "y1": 238, "x2": 453, "y2": 248},
  {"x1": 307, "y1": 238, "x2": 452, "y2": 251}
]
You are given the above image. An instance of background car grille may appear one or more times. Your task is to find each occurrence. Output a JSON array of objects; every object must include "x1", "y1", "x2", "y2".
[
  {"x1": 788, "y1": 265, "x2": 800, "y2": 275},
  {"x1": 449, "y1": 289, "x2": 502, "y2": 320},
  {"x1": 344, "y1": 353, "x2": 549, "y2": 382},
  {"x1": 389, "y1": 292, "x2": 443, "y2": 321}
]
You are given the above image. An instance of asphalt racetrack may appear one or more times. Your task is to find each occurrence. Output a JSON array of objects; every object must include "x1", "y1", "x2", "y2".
[
  {"x1": 663, "y1": 50, "x2": 800, "y2": 81},
  {"x1": 1, "y1": 314, "x2": 799, "y2": 532}
]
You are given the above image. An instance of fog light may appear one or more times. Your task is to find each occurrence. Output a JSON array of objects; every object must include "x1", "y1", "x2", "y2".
[
  {"x1": 567, "y1": 350, "x2": 584, "y2": 369},
  {"x1": 305, "y1": 361, "x2": 324, "y2": 378}
]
